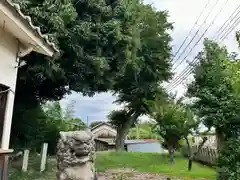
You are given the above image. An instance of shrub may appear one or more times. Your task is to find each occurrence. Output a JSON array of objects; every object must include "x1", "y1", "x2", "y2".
[{"x1": 217, "y1": 137, "x2": 240, "y2": 180}]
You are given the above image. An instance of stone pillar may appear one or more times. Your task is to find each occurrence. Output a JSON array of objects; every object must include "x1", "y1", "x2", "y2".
[
  {"x1": 22, "y1": 150, "x2": 29, "y2": 172},
  {"x1": 56, "y1": 130, "x2": 96, "y2": 180}
]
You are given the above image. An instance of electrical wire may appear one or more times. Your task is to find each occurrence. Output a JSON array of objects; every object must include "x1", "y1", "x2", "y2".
[
  {"x1": 172, "y1": 0, "x2": 230, "y2": 72},
  {"x1": 172, "y1": 0, "x2": 210, "y2": 64},
  {"x1": 167, "y1": 10, "x2": 240, "y2": 92},
  {"x1": 166, "y1": 58, "x2": 198, "y2": 91},
  {"x1": 212, "y1": 4, "x2": 240, "y2": 41},
  {"x1": 219, "y1": 15, "x2": 240, "y2": 42},
  {"x1": 172, "y1": 0, "x2": 220, "y2": 69},
  {"x1": 166, "y1": 0, "x2": 233, "y2": 91}
]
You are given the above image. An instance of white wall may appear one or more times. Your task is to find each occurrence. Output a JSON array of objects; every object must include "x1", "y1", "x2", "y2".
[
  {"x1": 0, "y1": 31, "x2": 18, "y2": 149},
  {"x1": 0, "y1": 31, "x2": 18, "y2": 89},
  {"x1": 193, "y1": 135, "x2": 217, "y2": 148},
  {"x1": 127, "y1": 142, "x2": 163, "y2": 153}
]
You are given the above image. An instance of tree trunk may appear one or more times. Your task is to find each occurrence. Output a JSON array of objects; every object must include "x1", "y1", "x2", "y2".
[
  {"x1": 216, "y1": 127, "x2": 224, "y2": 152},
  {"x1": 188, "y1": 157, "x2": 193, "y2": 171},
  {"x1": 185, "y1": 136, "x2": 207, "y2": 171},
  {"x1": 168, "y1": 145, "x2": 175, "y2": 165},
  {"x1": 115, "y1": 113, "x2": 139, "y2": 151},
  {"x1": 184, "y1": 136, "x2": 193, "y2": 171},
  {"x1": 116, "y1": 126, "x2": 126, "y2": 151}
]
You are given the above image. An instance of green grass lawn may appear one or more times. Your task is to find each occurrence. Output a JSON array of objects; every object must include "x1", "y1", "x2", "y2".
[
  {"x1": 9, "y1": 155, "x2": 56, "y2": 180},
  {"x1": 96, "y1": 152, "x2": 216, "y2": 179},
  {"x1": 8, "y1": 152, "x2": 216, "y2": 180}
]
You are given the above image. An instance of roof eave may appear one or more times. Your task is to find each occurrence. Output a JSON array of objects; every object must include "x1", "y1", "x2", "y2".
[{"x1": 0, "y1": 0, "x2": 59, "y2": 57}]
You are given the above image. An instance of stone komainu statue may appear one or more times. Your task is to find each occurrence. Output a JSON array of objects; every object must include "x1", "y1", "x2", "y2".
[{"x1": 57, "y1": 130, "x2": 96, "y2": 180}]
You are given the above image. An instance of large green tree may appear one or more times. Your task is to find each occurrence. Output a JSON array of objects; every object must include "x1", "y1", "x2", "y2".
[
  {"x1": 188, "y1": 40, "x2": 240, "y2": 180},
  {"x1": 111, "y1": 4, "x2": 173, "y2": 150},
  {"x1": 11, "y1": 0, "x2": 140, "y2": 147},
  {"x1": 187, "y1": 40, "x2": 238, "y2": 151},
  {"x1": 150, "y1": 97, "x2": 199, "y2": 168}
]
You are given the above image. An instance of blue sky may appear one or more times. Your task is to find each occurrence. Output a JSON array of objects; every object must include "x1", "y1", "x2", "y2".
[{"x1": 60, "y1": 0, "x2": 240, "y2": 124}]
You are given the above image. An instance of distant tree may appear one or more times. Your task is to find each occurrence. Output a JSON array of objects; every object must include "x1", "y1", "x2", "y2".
[
  {"x1": 186, "y1": 40, "x2": 240, "y2": 178},
  {"x1": 67, "y1": 118, "x2": 87, "y2": 131},
  {"x1": 187, "y1": 40, "x2": 238, "y2": 151},
  {"x1": 150, "y1": 97, "x2": 199, "y2": 167},
  {"x1": 89, "y1": 121, "x2": 103, "y2": 129}
]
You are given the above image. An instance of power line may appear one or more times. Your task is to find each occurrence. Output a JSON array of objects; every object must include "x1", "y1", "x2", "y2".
[
  {"x1": 167, "y1": 4, "x2": 240, "y2": 93},
  {"x1": 172, "y1": 0, "x2": 229, "y2": 72},
  {"x1": 220, "y1": 15, "x2": 240, "y2": 42},
  {"x1": 212, "y1": 4, "x2": 240, "y2": 40},
  {"x1": 166, "y1": 0, "x2": 232, "y2": 91},
  {"x1": 166, "y1": 58, "x2": 197, "y2": 91},
  {"x1": 167, "y1": 68, "x2": 194, "y2": 92},
  {"x1": 172, "y1": 0, "x2": 220, "y2": 69},
  {"x1": 172, "y1": 0, "x2": 211, "y2": 63},
  {"x1": 167, "y1": 11, "x2": 240, "y2": 92}
]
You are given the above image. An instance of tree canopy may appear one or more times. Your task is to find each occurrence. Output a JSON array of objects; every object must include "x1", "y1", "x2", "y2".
[
  {"x1": 186, "y1": 40, "x2": 240, "y2": 150},
  {"x1": 110, "y1": 3, "x2": 173, "y2": 150},
  {"x1": 150, "y1": 96, "x2": 197, "y2": 164},
  {"x1": 10, "y1": 0, "x2": 145, "y2": 149},
  {"x1": 186, "y1": 39, "x2": 240, "y2": 179}
]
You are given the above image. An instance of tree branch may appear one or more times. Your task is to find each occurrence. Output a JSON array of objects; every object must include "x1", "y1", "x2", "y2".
[
  {"x1": 193, "y1": 136, "x2": 208, "y2": 157},
  {"x1": 184, "y1": 136, "x2": 191, "y2": 157}
]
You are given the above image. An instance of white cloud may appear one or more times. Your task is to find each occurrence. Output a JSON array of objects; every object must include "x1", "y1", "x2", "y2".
[{"x1": 60, "y1": 92, "x2": 121, "y2": 124}]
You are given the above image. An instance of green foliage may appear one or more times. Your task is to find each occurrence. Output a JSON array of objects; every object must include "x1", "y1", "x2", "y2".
[
  {"x1": 224, "y1": 59, "x2": 240, "y2": 96},
  {"x1": 11, "y1": 0, "x2": 141, "y2": 150},
  {"x1": 108, "y1": 110, "x2": 130, "y2": 128},
  {"x1": 150, "y1": 97, "x2": 197, "y2": 151},
  {"x1": 13, "y1": 0, "x2": 138, "y2": 99},
  {"x1": 217, "y1": 138, "x2": 240, "y2": 180},
  {"x1": 128, "y1": 123, "x2": 161, "y2": 139},
  {"x1": 11, "y1": 101, "x2": 86, "y2": 154},
  {"x1": 89, "y1": 121, "x2": 104, "y2": 129},
  {"x1": 187, "y1": 40, "x2": 237, "y2": 130},
  {"x1": 187, "y1": 40, "x2": 240, "y2": 178},
  {"x1": 113, "y1": 3, "x2": 173, "y2": 116},
  {"x1": 111, "y1": 3, "x2": 172, "y2": 149},
  {"x1": 11, "y1": 0, "x2": 172, "y2": 153}
]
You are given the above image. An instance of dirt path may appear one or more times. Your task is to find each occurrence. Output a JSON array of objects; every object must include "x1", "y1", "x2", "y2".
[
  {"x1": 97, "y1": 168, "x2": 185, "y2": 180},
  {"x1": 97, "y1": 168, "x2": 211, "y2": 180}
]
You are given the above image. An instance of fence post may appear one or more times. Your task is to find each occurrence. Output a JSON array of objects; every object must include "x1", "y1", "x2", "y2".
[
  {"x1": 40, "y1": 143, "x2": 48, "y2": 172},
  {"x1": 22, "y1": 150, "x2": 29, "y2": 172}
]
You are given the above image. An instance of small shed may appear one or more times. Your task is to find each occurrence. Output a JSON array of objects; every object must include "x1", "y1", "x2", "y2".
[
  {"x1": 91, "y1": 122, "x2": 117, "y2": 138},
  {"x1": 94, "y1": 138, "x2": 116, "y2": 152},
  {"x1": 0, "y1": 1, "x2": 57, "y2": 179},
  {"x1": 125, "y1": 139, "x2": 163, "y2": 153}
]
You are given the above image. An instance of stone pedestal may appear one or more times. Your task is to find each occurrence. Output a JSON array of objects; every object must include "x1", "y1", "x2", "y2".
[{"x1": 57, "y1": 130, "x2": 96, "y2": 180}]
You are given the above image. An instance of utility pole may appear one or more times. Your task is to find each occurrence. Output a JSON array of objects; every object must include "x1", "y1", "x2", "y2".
[
  {"x1": 87, "y1": 116, "x2": 89, "y2": 128},
  {"x1": 136, "y1": 124, "x2": 140, "y2": 139}
]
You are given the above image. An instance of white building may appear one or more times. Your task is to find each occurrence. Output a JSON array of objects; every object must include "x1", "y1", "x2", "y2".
[{"x1": 0, "y1": 0, "x2": 57, "y2": 178}]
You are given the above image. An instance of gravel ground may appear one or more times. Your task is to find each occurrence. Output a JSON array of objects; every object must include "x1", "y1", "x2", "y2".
[{"x1": 97, "y1": 168, "x2": 181, "y2": 180}]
